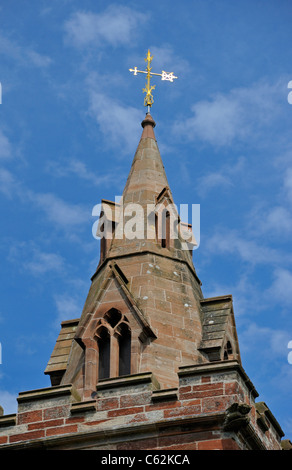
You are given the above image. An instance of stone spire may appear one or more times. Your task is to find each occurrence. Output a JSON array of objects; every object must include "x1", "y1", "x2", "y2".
[{"x1": 45, "y1": 113, "x2": 241, "y2": 400}]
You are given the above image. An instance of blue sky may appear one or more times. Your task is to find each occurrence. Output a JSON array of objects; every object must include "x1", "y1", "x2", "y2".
[{"x1": 0, "y1": 0, "x2": 292, "y2": 441}]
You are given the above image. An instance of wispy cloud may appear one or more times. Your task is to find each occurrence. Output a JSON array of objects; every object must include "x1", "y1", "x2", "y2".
[
  {"x1": 46, "y1": 158, "x2": 124, "y2": 188},
  {"x1": 266, "y1": 268, "x2": 292, "y2": 306},
  {"x1": 197, "y1": 156, "x2": 246, "y2": 197},
  {"x1": 249, "y1": 204, "x2": 292, "y2": 239},
  {"x1": 174, "y1": 79, "x2": 284, "y2": 148},
  {"x1": 64, "y1": 6, "x2": 148, "y2": 48},
  {"x1": 0, "y1": 32, "x2": 52, "y2": 68},
  {"x1": 239, "y1": 322, "x2": 291, "y2": 360},
  {"x1": 141, "y1": 44, "x2": 190, "y2": 77},
  {"x1": 0, "y1": 130, "x2": 12, "y2": 160},
  {"x1": 205, "y1": 227, "x2": 289, "y2": 267},
  {"x1": 29, "y1": 191, "x2": 90, "y2": 229},
  {"x1": 8, "y1": 242, "x2": 66, "y2": 276},
  {"x1": 0, "y1": 167, "x2": 90, "y2": 232},
  {"x1": 53, "y1": 293, "x2": 82, "y2": 328},
  {"x1": 0, "y1": 390, "x2": 17, "y2": 415},
  {"x1": 88, "y1": 91, "x2": 141, "y2": 155},
  {"x1": 0, "y1": 167, "x2": 17, "y2": 198},
  {"x1": 283, "y1": 167, "x2": 292, "y2": 205}
]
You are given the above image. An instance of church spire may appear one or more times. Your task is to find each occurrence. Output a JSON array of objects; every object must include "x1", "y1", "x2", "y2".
[
  {"x1": 45, "y1": 51, "x2": 240, "y2": 398},
  {"x1": 98, "y1": 111, "x2": 197, "y2": 272},
  {"x1": 44, "y1": 101, "x2": 242, "y2": 401}
]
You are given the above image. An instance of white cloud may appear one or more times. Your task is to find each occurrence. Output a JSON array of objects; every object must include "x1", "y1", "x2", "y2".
[
  {"x1": 8, "y1": 242, "x2": 66, "y2": 277},
  {"x1": 0, "y1": 167, "x2": 16, "y2": 197},
  {"x1": 28, "y1": 191, "x2": 90, "y2": 229},
  {"x1": 88, "y1": 91, "x2": 141, "y2": 154},
  {"x1": 0, "y1": 390, "x2": 17, "y2": 415},
  {"x1": 266, "y1": 268, "x2": 292, "y2": 306},
  {"x1": 205, "y1": 228, "x2": 286, "y2": 266},
  {"x1": 245, "y1": 164, "x2": 292, "y2": 240},
  {"x1": 46, "y1": 158, "x2": 124, "y2": 188},
  {"x1": 174, "y1": 80, "x2": 282, "y2": 147},
  {"x1": 0, "y1": 32, "x2": 52, "y2": 68},
  {"x1": 64, "y1": 6, "x2": 148, "y2": 48},
  {"x1": 53, "y1": 293, "x2": 82, "y2": 328},
  {"x1": 143, "y1": 44, "x2": 190, "y2": 77},
  {"x1": 197, "y1": 156, "x2": 245, "y2": 196},
  {"x1": 240, "y1": 322, "x2": 291, "y2": 358},
  {"x1": 283, "y1": 168, "x2": 292, "y2": 205},
  {"x1": 0, "y1": 166, "x2": 91, "y2": 235},
  {"x1": 252, "y1": 205, "x2": 292, "y2": 237},
  {"x1": 26, "y1": 250, "x2": 65, "y2": 276},
  {"x1": 0, "y1": 130, "x2": 12, "y2": 160},
  {"x1": 26, "y1": 49, "x2": 52, "y2": 68}
]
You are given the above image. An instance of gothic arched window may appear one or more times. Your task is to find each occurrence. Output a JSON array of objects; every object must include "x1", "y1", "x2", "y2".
[
  {"x1": 118, "y1": 322, "x2": 131, "y2": 376},
  {"x1": 223, "y1": 340, "x2": 233, "y2": 360},
  {"x1": 155, "y1": 209, "x2": 171, "y2": 249},
  {"x1": 95, "y1": 309, "x2": 131, "y2": 381},
  {"x1": 97, "y1": 326, "x2": 110, "y2": 379}
]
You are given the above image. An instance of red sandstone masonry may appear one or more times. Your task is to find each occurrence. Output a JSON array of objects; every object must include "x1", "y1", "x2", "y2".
[
  {"x1": 164, "y1": 402, "x2": 201, "y2": 419},
  {"x1": 83, "y1": 419, "x2": 108, "y2": 427},
  {"x1": 10, "y1": 430, "x2": 45, "y2": 443},
  {"x1": 198, "y1": 438, "x2": 240, "y2": 450},
  {"x1": 46, "y1": 424, "x2": 78, "y2": 437},
  {"x1": 179, "y1": 382, "x2": 224, "y2": 400},
  {"x1": 117, "y1": 437, "x2": 158, "y2": 451},
  {"x1": 108, "y1": 406, "x2": 144, "y2": 418},
  {"x1": 157, "y1": 442, "x2": 197, "y2": 450},
  {"x1": 96, "y1": 397, "x2": 119, "y2": 411},
  {"x1": 120, "y1": 392, "x2": 151, "y2": 408},
  {"x1": 145, "y1": 400, "x2": 181, "y2": 412},
  {"x1": 28, "y1": 418, "x2": 64, "y2": 431},
  {"x1": 43, "y1": 405, "x2": 70, "y2": 420},
  {"x1": 201, "y1": 376, "x2": 211, "y2": 383},
  {"x1": 202, "y1": 396, "x2": 234, "y2": 413},
  {"x1": 17, "y1": 410, "x2": 42, "y2": 425},
  {"x1": 128, "y1": 413, "x2": 149, "y2": 424},
  {"x1": 157, "y1": 431, "x2": 216, "y2": 449},
  {"x1": 65, "y1": 416, "x2": 85, "y2": 424},
  {"x1": 0, "y1": 364, "x2": 282, "y2": 449}
]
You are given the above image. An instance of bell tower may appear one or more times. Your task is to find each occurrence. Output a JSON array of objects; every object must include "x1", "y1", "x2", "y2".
[
  {"x1": 0, "y1": 51, "x2": 286, "y2": 451},
  {"x1": 44, "y1": 109, "x2": 241, "y2": 400}
]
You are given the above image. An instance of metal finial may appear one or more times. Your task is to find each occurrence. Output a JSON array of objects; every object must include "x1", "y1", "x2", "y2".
[{"x1": 129, "y1": 49, "x2": 178, "y2": 108}]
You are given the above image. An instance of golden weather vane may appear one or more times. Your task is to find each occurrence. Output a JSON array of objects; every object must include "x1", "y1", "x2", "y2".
[{"x1": 129, "y1": 49, "x2": 178, "y2": 112}]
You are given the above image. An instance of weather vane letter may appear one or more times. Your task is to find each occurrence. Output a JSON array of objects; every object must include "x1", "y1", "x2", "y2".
[{"x1": 129, "y1": 50, "x2": 178, "y2": 112}]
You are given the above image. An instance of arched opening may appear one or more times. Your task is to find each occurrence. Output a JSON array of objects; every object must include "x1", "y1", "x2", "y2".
[
  {"x1": 95, "y1": 312, "x2": 131, "y2": 382},
  {"x1": 104, "y1": 308, "x2": 122, "y2": 328},
  {"x1": 223, "y1": 340, "x2": 233, "y2": 360},
  {"x1": 161, "y1": 210, "x2": 170, "y2": 249},
  {"x1": 118, "y1": 323, "x2": 131, "y2": 376},
  {"x1": 97, "y1": 326, "x2": 110, "y2": 379}
]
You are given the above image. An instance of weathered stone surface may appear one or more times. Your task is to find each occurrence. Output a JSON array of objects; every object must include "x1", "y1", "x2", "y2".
[{"x1": 0, "y1": 113, "x2": 285, "y2": 451}]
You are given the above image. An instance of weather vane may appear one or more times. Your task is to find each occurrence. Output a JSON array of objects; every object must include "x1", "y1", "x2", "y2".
[{"x1": 129, "y1": 50, "x2": 178, "y2": 112}]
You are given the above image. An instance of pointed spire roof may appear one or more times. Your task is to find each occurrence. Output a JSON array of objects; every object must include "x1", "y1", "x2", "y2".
[
  {"x1": 104, "y1": 112, "x2": 198, "y2": 276},
  {"x1": 121, "y1": 112, "x2": 171, "y2": 207}
]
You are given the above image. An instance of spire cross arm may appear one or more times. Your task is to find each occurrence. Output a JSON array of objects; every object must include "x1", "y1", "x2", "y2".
[{"x1": 129, "y1": 49, "x2": 178, "y2": 109}]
